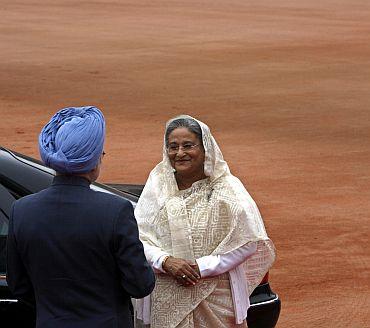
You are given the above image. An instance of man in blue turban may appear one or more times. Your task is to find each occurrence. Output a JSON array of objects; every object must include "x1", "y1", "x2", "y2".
[{"x1": 7, "y1": 106, "x2": 155, "y2": 328}]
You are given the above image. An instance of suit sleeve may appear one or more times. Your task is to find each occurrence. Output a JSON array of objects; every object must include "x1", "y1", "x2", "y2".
[
  {"x1": 113, "y1": 202, "x2": 155, "y2": 299},
  {"x1": 6, "y1": 204, "x2": 35, "y2": 307}
]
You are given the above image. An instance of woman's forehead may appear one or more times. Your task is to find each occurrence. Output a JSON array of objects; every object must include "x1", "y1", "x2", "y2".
[{"x1": 167, "y1": 127, "x2": 200, "y2": 142}]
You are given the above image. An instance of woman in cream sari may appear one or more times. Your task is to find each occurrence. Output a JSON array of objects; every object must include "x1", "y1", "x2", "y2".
[{"x1": 135, "y1": 115, "x2": 276, "y2": 327}]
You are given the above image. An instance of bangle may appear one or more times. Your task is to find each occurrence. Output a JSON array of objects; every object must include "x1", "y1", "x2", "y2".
[{"x1": 162, "y1": 255, "x2": 172, "y2": 271}]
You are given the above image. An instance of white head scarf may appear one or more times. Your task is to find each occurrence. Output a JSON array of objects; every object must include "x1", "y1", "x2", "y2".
[
  {"x1": 135, "y1": 115, "x2": 228, "y2": 219},
  {"x1": 135, "y1": 115, "x2": 276, "y2": 294}
]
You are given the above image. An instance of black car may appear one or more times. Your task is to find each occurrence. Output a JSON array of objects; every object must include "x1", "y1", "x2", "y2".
[{"x1": 0, "y1": 147, "x2": 280, "y2": 327}]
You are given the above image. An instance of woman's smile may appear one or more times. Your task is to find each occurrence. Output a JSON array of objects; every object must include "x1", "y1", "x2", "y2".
[{"x1": 175, "y1": 158, "x2": 191, "y2": 165}]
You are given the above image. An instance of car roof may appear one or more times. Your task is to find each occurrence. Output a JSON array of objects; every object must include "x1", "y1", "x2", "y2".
[{"x1": 0, "y1": 147, "x2": 138, "y2": 204}]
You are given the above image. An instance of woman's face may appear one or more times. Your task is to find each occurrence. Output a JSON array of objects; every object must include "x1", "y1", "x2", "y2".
[{"x1": 167, "y1": 127, "x2": 205, "y2": 178}]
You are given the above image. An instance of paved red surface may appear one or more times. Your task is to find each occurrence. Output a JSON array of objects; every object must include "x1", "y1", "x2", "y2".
[{"x1": 1, "y1": 1, "x2": 370, "y2": 327}]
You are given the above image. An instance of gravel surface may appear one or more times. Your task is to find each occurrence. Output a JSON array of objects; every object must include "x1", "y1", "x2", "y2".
[{"x1": 1, "y1": 1, "x2": 369, "y2": 327}]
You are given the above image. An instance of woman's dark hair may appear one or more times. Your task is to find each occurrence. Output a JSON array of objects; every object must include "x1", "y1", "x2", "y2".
[{"x1": 165, "y1": 117, "x2": 203, "y2": 147}]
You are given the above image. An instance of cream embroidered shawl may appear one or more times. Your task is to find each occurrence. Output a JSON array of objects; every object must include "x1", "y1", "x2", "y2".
[{"x1": 135, "y1": 115, "x2": 276, "y2": 328}]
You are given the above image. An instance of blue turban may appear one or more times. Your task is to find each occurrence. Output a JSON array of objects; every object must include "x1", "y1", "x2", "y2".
[{"x1": 39, "y1": 106, "x2": 105, "y2": 174}]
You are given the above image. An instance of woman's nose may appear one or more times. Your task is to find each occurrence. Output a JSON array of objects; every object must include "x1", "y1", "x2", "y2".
[{"x1": 176, "y1": 148, "x2": 186, "y2": 157}]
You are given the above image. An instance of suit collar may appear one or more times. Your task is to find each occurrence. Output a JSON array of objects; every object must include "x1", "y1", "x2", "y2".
[{"x1": 52, "y1": 175, "x2": 91, "y2": 187}]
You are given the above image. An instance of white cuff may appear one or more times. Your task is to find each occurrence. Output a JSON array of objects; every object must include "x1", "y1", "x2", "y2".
[
  {"x1": 153, "y1": 254, "x2": 170, "y2": 273},
  {"x1": 196, "y1": 255, "x2": 221, "y2": 277},
  {"x1": 143, "y1": 243, "x2": 169, "y2": 273},
  {"x1": 196, "y1": 242, "x2": 257, "y2": 278}
]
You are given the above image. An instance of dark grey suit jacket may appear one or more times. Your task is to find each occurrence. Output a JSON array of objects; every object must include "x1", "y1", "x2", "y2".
[{"x1": 7, "y1": 175, "x2": 155, "y2": 328}]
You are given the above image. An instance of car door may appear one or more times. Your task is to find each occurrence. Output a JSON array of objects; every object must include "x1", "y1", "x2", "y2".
[
  {"x1": 0, "y1": 183, "x2": 36, "y2": 327},
  {"x1": 0, "y1": 183, "x2": 16, "y2": 273}
]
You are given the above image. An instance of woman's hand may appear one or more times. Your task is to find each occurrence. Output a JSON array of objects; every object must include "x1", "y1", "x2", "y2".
[{"x1": 162, "y1": 256, "x2": 200, "y2": 286}]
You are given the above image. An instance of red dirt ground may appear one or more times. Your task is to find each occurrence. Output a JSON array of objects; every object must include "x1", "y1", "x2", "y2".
[{"x1": 1, "y1": 1, "x2": 369, "y2": 327}]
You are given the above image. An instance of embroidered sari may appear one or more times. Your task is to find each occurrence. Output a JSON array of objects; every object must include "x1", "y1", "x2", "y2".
[{"x1": 135, "y1": 115, "x2": 276, "y2": 328}]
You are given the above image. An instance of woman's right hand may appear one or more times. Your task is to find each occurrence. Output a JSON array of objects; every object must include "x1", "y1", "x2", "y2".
[{"x1": 162, "y1": 256, "x2": 200, "y2": 286}]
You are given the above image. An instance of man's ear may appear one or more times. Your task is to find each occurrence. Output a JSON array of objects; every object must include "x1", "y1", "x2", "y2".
[{"x1": 85, "y1": 162, "x2": 101, "y2": 182}]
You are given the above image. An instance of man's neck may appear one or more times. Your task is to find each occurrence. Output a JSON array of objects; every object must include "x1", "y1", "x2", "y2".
[{"x1": 56, "y1": 172, "x2": 95, "y2": 183}]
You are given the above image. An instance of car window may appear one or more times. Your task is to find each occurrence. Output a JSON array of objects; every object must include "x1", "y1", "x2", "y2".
[
  {"x1": 0, "y1": 210, "x2": 8, "y2": 234},
  {"x1": 0, "y1": 211, "x2": 8, "y2": 273},
  {"x1": 0, "y1": 184, "x2": 17, "y2": 274},
  {"x1": 0, "y1": 184, "x2": 16, "y2": 216}
]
